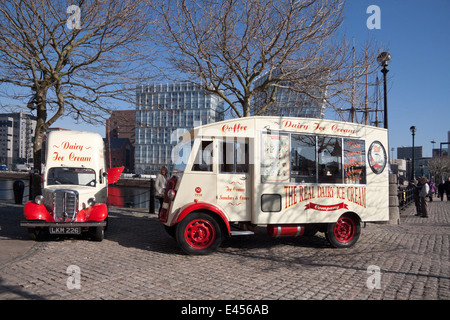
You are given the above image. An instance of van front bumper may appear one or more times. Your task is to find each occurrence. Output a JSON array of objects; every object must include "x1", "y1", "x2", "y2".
[{"x1": 20, "y1": 221, "x2": 107, "y2": 228}]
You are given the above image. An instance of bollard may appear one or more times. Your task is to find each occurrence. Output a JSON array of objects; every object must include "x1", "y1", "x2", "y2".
[
  {"x1": 29, "y1": 172, "x2": 33, "y2": 200},
  {"x1": 388, "y1": 174, "x2": 400, "y2": 224},
  {"x1": 149, "y1": 178, "x2": 155, "y2": 214},
  {"x1": 13, "y1": 180, "x2": 25, "y2": 204}
]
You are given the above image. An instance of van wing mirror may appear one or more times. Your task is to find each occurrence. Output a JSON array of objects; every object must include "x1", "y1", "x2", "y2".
[{"x1": 107, "y1": 166, "x2": 124, "y2": 184}]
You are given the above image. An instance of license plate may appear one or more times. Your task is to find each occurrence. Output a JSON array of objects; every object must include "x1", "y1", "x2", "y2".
[{"x1": 49, "y1": 227, "x2": 81, "y2": 235}]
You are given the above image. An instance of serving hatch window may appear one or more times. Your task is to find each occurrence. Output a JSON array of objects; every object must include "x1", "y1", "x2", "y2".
[
  {"x1": 261, "y1": 132, "x2": 366, "y2": 185},
  {"x1": 318, "y1": 137, "x2": 342, "y2": 184},
  {"x1": 344, "y1": 139, "x2": 366, "y2": 184},
  {"x1": 261, "y1": 132, "x2": 290, "y2": 183},
  {"x1": 291, "y1": 134, "x2": 316, "y2": 183}
]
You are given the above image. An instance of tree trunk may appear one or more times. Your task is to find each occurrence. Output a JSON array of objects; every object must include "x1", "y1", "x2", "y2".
[
  {"x1": 242, "y1": 96, "x2": 252, "y2": 117},
  {"x1": 31, "y1": 91, "x2": 48, "y2": 198}
]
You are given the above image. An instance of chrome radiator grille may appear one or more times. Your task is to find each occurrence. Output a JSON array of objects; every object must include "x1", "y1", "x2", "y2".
[{"x1": 53, "y1": 190, "x2": 79, "y2": 222}]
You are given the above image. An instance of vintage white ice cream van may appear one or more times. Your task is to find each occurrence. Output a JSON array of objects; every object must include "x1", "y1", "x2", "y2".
[
  {"x1": 160, "y1": 116, "x2": 389, "y2": 255},
  {"x1": 21, "y1": 130, "x2": 123, "y2": 241}
]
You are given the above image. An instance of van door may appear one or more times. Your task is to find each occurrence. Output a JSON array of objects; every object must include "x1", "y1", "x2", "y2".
[{"x1": 216, "y1": 138, "x2": 251, "y2": 222}]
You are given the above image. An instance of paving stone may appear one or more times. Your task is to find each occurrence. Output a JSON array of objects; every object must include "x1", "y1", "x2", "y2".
[{"x1": 0, "y1": 201, "x2": 449, "y2": 300}]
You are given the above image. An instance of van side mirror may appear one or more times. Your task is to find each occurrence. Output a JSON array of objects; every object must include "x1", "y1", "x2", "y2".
[{"x1": 99, "y1": 170, "x2": 108, "y2": 184}]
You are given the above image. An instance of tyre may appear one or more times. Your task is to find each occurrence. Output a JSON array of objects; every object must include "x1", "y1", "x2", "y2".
[
  {"x1": 176, "y1": 212, "x2": 223, "y2": 255},
  {"x1": 90, "y1": 226, "x2": 104, "y2": 242},
  {"x1": 27, "y1": 228, "x2": 38, "y2": 240},
  {"x1": 325, "y1": 214, "x2": 360, "y2": 248}
]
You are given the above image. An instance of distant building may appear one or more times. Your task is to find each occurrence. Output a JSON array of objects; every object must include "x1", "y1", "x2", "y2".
[
  {"x1": 397, "y1": 146, "x2": 423, "y2": 160},
  {"x1": 105, "y1": 110, "x2": 135, "y2": 171},
  {"x1": 446, "y1": 130, "x2": 450, "y2": 155},
  {"x1": 135, "y1": 82, "x2": 224, "y2": 174},
  {"x1": 0, "y1": 111, "x2": 36, "y2": 169},
  {"x1": 106, "y1": 110, "x2": 136, "y2": 146},
  {"x1": 105, "y1": 138, "x2": 133, "y2": 172}
]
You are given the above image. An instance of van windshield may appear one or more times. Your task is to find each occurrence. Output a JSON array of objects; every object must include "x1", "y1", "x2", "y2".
[{"x1": 47, "y1": 167, "x2": 96, "y2": 187}]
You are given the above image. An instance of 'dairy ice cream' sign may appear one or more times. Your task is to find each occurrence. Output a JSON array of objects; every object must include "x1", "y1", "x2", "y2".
[{"x1": 51, "y1": 141, "x2": 92, "y2": 163}]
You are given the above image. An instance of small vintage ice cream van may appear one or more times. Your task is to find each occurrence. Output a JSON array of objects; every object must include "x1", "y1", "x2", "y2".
[
  {"x1": 160, "y1": 116, "x2": 389, "y2": 254},
  {"x1": 21, "y1": 130, "x2": 123, "y2": 241}
]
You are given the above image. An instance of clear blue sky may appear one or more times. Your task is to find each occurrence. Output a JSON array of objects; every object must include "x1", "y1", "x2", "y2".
[
  {"x1": 55, "y1": 0, "x2": 450, "y2": 157},
  {"x1": 340, "y1": 0, "x2": 450, "y2": 157}
]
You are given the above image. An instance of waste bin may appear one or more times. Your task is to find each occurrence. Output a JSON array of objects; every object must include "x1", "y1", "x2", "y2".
[{"x1": 13, "y1": 180, "x2": 25, "y2": 204}]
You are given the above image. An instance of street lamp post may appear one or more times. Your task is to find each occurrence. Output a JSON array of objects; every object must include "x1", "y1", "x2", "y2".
[
  {"x1": 377, "y1": 52, "x2": 392, "y2": 129},
  {"x1": 410, "y1": 126, "x2": 416, "y2": 180},
  {"x1": 431, "y1": 140, "x2": 436, "y2": 158}
]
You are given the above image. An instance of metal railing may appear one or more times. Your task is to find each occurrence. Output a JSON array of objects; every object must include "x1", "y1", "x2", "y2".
[{"x1": 398, "y1": 185, "x2": 415, "y2": 210}]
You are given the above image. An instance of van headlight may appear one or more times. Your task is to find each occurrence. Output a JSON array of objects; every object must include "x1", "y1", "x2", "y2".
[
  {"x1": 35, "y1": 195, "x2": 44, "y2": 205},
  {"x1": 87, "y1": 197, "x2": 96, "y2": 206}
]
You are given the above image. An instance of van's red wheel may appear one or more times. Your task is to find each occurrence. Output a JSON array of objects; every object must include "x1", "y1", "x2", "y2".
[
  {"x1": 325, "y1": 214, "x2": 360, "y2": 248},
  {"x1": 184, "y1": 218, "x2": 216, "y2": 249},
  {"x1": 176, "y1": 212, "x2": 223, "y2": 255},
  {"x1": 334, "y1": 216, "x2": 355, "y2": 242}
]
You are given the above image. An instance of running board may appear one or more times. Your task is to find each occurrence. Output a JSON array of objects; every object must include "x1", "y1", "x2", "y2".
[{"x1": 230, "y1": 230, "x2": 255, "y2": 236}]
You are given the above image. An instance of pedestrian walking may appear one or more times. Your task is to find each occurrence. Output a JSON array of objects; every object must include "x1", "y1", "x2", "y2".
[
  {"x1": 428, "y1": 180, "x2": 436, "y2": 201},
  {"x1": 445, "y1": 177, "x2": 450, "y2": 201},
  {"x1": 438, "y1": 180, "x2": 445, "y2": 201},
  {"x1": 155, "y1": 166, "x2": 168, "y2": 217},
  {"x1": 419, "y1": 177, "x2": 430, "y2": 218}
]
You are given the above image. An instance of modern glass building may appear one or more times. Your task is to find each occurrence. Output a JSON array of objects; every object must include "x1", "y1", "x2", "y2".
[
  {"x1": 253, "y1": 69, "x2": 326, "y2": 118},
  {"x1": 0, "y1": 111, "x2": 36, "y2": 169},
  {"x1": 135, "y1": 82, "x2": 224, "y2": 174}
]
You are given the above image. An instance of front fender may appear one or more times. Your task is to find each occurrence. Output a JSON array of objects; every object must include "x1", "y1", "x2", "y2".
[
  {"x1": 170, "y1": 201, "x2": 231, "y2": 236},
  {"x1": 80, "y1": 203, "x2": 108, "y2": 222},
  {"x1": 24, "y1": 201, "x2": 52, "y2": 221}
]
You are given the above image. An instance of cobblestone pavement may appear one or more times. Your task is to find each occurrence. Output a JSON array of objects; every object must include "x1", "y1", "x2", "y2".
[{"x1": 0, "y1": 200, "x2": 449, "y2": 301}]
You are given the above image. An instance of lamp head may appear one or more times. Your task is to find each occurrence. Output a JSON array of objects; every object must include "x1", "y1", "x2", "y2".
[{"x1": 377, "y1": 52, "x2": 392, "y2": 67}]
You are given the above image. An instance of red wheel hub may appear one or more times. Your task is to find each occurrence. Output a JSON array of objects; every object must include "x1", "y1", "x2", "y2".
[
  {"x1": 334, "y1": 216, "x2": 355, "y2": 243},
  {"x1": 184, "y1": 219, "x2": 216, "y2": 249}
]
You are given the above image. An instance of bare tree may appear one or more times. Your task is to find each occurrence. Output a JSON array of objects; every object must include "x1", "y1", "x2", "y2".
[
  {"x1": 429, "y1": 156, "x2": 450, "y2": 182},
  {"x1": 0, "y1": 0, "x2": 154, "y2": 196},
  {"x1": 151, "y1": 0, "x2": 381, "y2": 119}
]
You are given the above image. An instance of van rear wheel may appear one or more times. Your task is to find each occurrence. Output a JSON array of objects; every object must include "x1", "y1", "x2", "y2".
[
  {"x1": 176, "y1": 212, "x2": 223, "y2": 255},
  {"x1": 325, "y1": 214, "x2": 360, "y2": 248}
]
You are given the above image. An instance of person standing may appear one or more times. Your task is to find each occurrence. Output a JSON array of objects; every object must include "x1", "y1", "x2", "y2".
[
  {"x1": 419, "y1": 177, "x2": 430, "y2": 218},
  {"x1": 445, "y1": 177, "x2": 450, "y2": 201},
  {"x1": 155, "y1": 166, "x2": 168, "y2": 217},
  {"x1": 428, "y1": 180, "x2": 436, "y2": 201},
  {"x1": 438, "y1": 180, "x2": 445, "y2": 201},
  {"x1": 412, "y1": 179, "x2": 421, "y2": 216}
]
